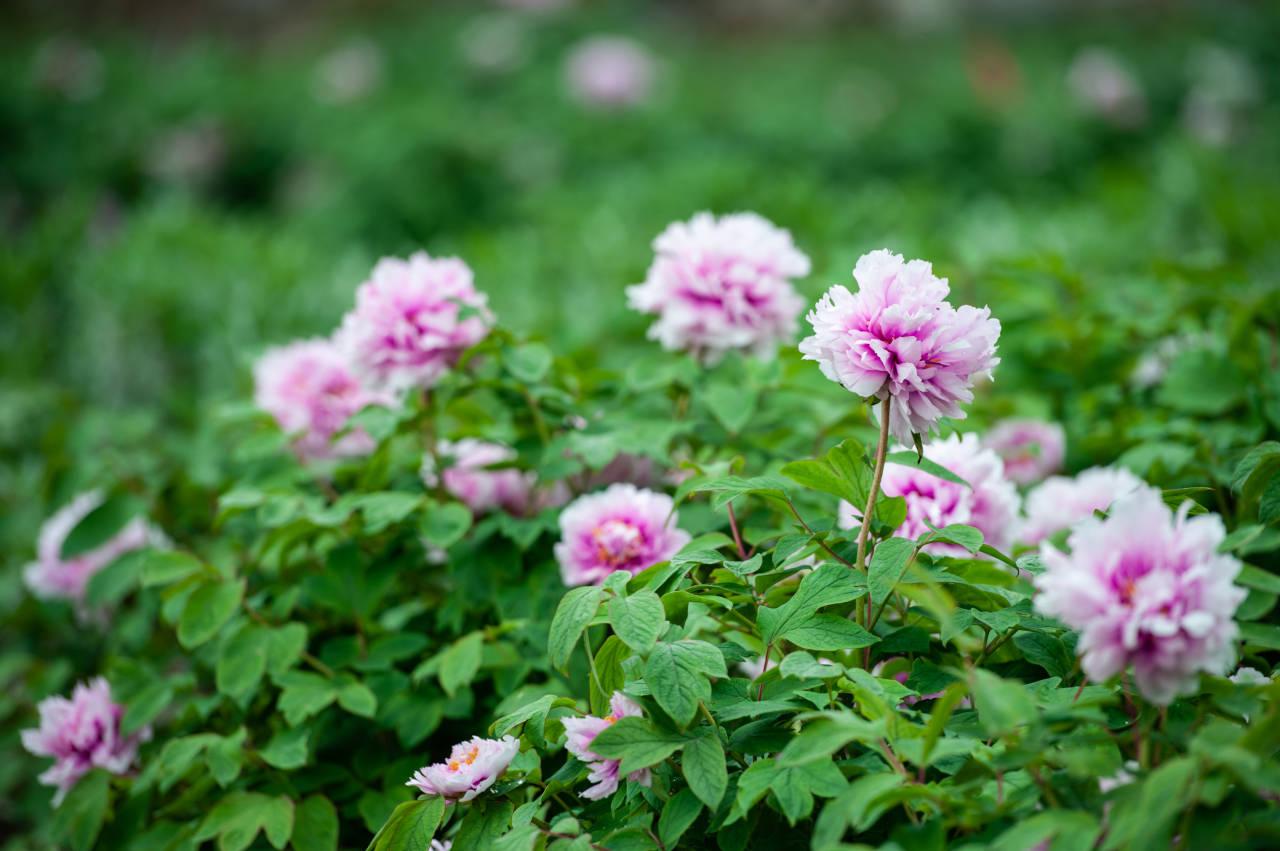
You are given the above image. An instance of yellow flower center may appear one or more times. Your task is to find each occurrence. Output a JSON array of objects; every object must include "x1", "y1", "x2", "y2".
[{"x1": 447, "y1": 745, "x2": 481, "y2": 772}]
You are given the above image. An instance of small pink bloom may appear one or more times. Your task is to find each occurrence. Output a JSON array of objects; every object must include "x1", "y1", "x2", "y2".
[
  {"x1": 555, "y1": 484, "x2": 690, "y2": 586},
  {"x1": 337, "y1": 252, "x2": 493, "y2": 393},
  {"x1": 1067, "y1": 48, "x2": 1147, "y2": 129},
  {"x1": 564, "y1": 36, "x2": 655, "y2": 108},
  {"x1": 406, "y1": 735, "x2": 519, "y2": 802},
  {"x1": 254, "y1": 338, "x2": 392, "y2": 461},
  {"x1": 25, "y1": 491, "x2": 157, "y2": 605},
  {"x1": 1034, "y1": 487, "x2": 1246, "y2": 705},
  {"x1": 982, "y1": 419, "x2": 1065, "y2": 485},
  {"x1": 627, "y1": 212, "x2": 810, "y2": 363},
  {"x1": 1020, "y1": 466, "x2": 1145, "y2": 545},
  {"x1": 21, "y1": 678, "x2": 151, "y2": 806},
  {"x1": 424, "y1": 440, "x2": 537, "y2": 516},
  {"x1": 561, "y1": 692, "x2": 651, "y2": 800},
  {"x1": 799, "y1": 250, "x2": 1001, "y2": 447}
]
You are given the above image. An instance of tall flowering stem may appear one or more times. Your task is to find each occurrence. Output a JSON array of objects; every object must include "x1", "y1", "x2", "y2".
[{"x1": 855, "y1": 396, "x2": 892, "y2": 576}]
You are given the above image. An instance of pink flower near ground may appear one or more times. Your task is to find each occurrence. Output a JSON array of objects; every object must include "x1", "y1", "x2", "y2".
[
  {"x1": 254, "y1": 338, "x2": 392, "y2": 461},
  {"x1": 982, "y1": 418, "x2": 1065, "y2": 485},
  {"x1": 336, "y1": 252, "x2": 493, "y2": 393},
  {"x1": 21, "y1": 678, "x2": 151, "y2": 806},
  {"x1": 24, "y1": 491, "x2": 157, "y2": 605},
  {"x1": 839, "y1": 432, "x2": 1020, "y2": 556},
  {"x1": 561, "y1": 692, "x2": 651, "y2": 800},
  {"x1": 564, "y1": 36, "x2": 655, "y2": 108},
  {"x1": 799, "y1": 249, "x2": 1001, "y2": 447},
  {"x1": 1034, "y1": 487, "x2": 1246, "y2": 705},
  {"x1": 555, "y1": 484, "x2": 690, "y2": 586},
  {"x1": 406, "y1": 735, "x2": 519, "y2": 802},
  {"x1": 626, "y1": 212, "x2": 810, "y2": 362},
  {"x1": 424, "y1": 440, "x2": 538, "y2": 516},
  {"x1": 1020, "y1": 466, "x2": 1146, "y2": 545}
]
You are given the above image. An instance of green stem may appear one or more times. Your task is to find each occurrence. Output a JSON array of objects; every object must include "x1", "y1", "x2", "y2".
[{"x1": 855, "y1": 395, "x2": 893, "y2": 575}]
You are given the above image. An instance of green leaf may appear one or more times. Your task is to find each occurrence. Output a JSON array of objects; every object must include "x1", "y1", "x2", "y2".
[
  {"x1": 337, "y1": 677, "x2": 378, "y2": 717},
  {"x1": 548, "y1": 586, "x2": 603, "y2": 669},
  {"x1": 812, "y1": 773, "x2": 905, "y2": 847},
  {"x1": 208, "y1": 729, "x2": 247, "y2": 787},
  {"x1": 291, "y1": 796, "x2": 338, "y2": 851},
  {"x1": 84, "y1": 550, "x2": 146, "y2": 606},
  {"x1": 992, "y1": 811, "x2": 1101, "y2": 851},
  {"x1": 658, "y1": 788, "x2": 703, "y2": 849},
  {"x1": 970, "y1": 669, "x2": 1036, "y2": 736},
  {"x1": 784, "y1": 615, "x2": 879, "y2": 652},
  {"x1": 266, "y1": 623, "x2": 309, "y2": 676},
  {"x1": 868, "y1": 537, "x2": 916, "y2": 605},
  {"x1": 419, "y1": 501, "x2": 472, "y2": 549},
  {"x1": 452, "y1": 799, "x2": 514, "y2": 851},
  {"x1": 277, "y1": 671, "x2": 337, "y2": 725},
  {"x1": 368, "y1": 797, "x2": 447, "y2": 851},
  {"x1": 778, "y1": 716, "x2": 882, "y2": 767},
  {"x1": 645, "y1": 641, "x2": 726, "y2": 726},
  {"x1": 682, "y1": 730, "x2": 728, "y2": 809},
  {"x1": 260, "y1": 725, "x2": 311, "y2": 770},
  {"x1": 121, "y1": 680, "x2": 174, "y2": 736},
  {"x1": 757, "y1": 563, "x2": 867, "y2": 646},
  {"x1": 53, "y1": 769, "x2": 110, "y2": 851},
  {"x1": 608, "y1": 589, "x2": 668, "y2": 653},
  {"x1": 353, "y1": 492, "x2": 424, "y2": 533},
  {"x1": 437, "y1": 632, "x2": 484, "y2": 697},
  {"x1": 736, "y1": 758, "x2": 847, "y2": 826},
  {"x1": 1155, "y1": 350, "x2": 1247, "y2": 415},
  {"x1": 705, "y1": 382, "x2": 758, "y2": 435},
  {"x1": 1013, "y1": 631, "x2": 1075, "y2": 678},
  {"x1": 779, "y1": 651, "x2": 844, "y2": 680},
  {"x1": 506, "y1": 342, "x2": 552, "y2": 383},
  {"x1": 178, "y1": 580, "x2": 244, "y2": 649},
  {"x1": 1239, "y1": 621, "x2": 1280, "y2": 650},
  {"x1": 139, "y1": 550, "x2": 206, "y2": 586},
  {"x1": 926, "y1": 524, "x2": 984, "y2": 553},
  {"x1": 590, "y1": 716, "x2": 690, "y2": 775},
  {"x1": 779, "y1": 439, "x2": 870, "y2": 507},
  {"x1": 885, "y1": 451, "x2": 970, "y2": 487},
  {"x1": 217, "y1": 624, "x2": 269, "y2": 700},
  {"x1": 60, "y1": 491, "x2": 147, "y2": 559},
  {"x1": 589, "y1": 635, "x2": 632, "y2": 717}
]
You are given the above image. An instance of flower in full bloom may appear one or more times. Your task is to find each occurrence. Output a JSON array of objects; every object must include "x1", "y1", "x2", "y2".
[
  {"x1": 25, "y1": 491, "x2": 158, "y2": 605},
  {"x1": 838, "y1": 432, "x2": 1019, "y2": 556},
  {"x1": 21, "y1": 678, "x2": 151, "y2": 805},
  {"x1": 555, "y1": 484, "x2": 690, "y2": 586},
  {"x1": 254, "y1": 338, "x2": 392, "y2": 461},
  {"x1": 982, "y1": 418, "x2": 1065, "y2": 486},
  {"x1": 423, "y1": 440, "x2": 538, "y2": 516},
  {"x1": 564, "y1": 36, "x2": 655, "y2": 108},
  {"x1": 406, "y1": 735, "x2": 519, "y2": 802},
  {"x1": 1034, "y1": 487, "x2": 1246, "y2": 705},
  {"x1": 1019, "y1": 466, "x2": 1145, "y2": 545},
  {"x1": 626, "y1": 212, "x2": 810, "y2": 362},
  {"x1": 561, "y1": 692, "x2": 651, "y2": 800},
  {"x1": 799, "y1": 249, "x2": 1000, "y2": 446},
  {"x1": 336, "y1": 252, "x2": 493, "y2": 393}
]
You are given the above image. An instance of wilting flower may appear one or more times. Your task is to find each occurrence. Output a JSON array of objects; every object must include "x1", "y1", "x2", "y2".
[
  {"x1": 25, "y1": 491, "x2": 157, "y2": 605},
  {"x1": 423, "y1": 439, "x2": 547, "y2": 516},
  {"x1": 564, "y1": 36, "x2": 655, "y2": 108},
  {"x1": 983, "y1": 419, "x2": 1065, "y2": 486},
  {"x1": 254, "y1": 338, "x2": 391, "y2": 461},
  {"x1": 1067, "y1": 47, "x2": 1147, "y2": 129},
  {"x1": 1020, "y1": 466, "x2": 1145, "y2": 545},
  {"x1": 839, "y1": 432, "x2": 1019, "y2": 556},
  {"x1": 627, "y1": 212, "x2": 810, "y2": 363},
  {"x1": 561, "y1": 692, "x2": 651, "y2": 800},
  {"x1": 799, "y1": 249, "x2": 1000, "y2": 446},
  {"x1": 1034, "y1": 487, "x2": 1246, "y2": 705},
  {"x1": 336, "y1": 252, "x2": 493, "y2": 393},
  {"x1": 555, "y1": 484, "x2": 690, "y2": 586},
  {"x1": 406, "y1": 735, "x2": 519, "y2": 802},
  {"x1": 21, "y1": 678, "x2": 151, "y2": 805}
]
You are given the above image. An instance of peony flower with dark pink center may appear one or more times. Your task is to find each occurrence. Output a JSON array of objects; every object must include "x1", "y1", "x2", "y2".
[
  {"x1": 799, "y1": 249, "x2": 1000, "y2": 447},
  {"x1": 982, "y1": 418, "x2": 1065, "y2": 486},
  {"x1": 555, "y1": 484, "x2": 690, "y2": 586},
  {"x1": 1034, "y1": 487, "x2": 1245, "y2": 705},
  {"x1": 561, "y1": 692, "x2": 651, "y2": 800},
  {"x1": 627, "y1": 212, "x2": 810, "y2": 363},
  {"x1": 1019, "y1": 466, "x2": 1145, "y2": 545},
  {"x1": 564, "y1": 36, "x2": 655, "y2": 109},
  {"x1": 406, "y1": 735, "x2": 519, "y2": 802},
  {"x1": 21, "y1": 678, "x2": 151, "y2": 805},
  {"x1": 336, "y1": 252, "x2": 493, "y2": 393}
]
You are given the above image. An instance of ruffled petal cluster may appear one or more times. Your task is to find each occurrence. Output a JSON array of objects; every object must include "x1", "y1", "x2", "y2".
[
  {"x1": 799, "y1": 249, "x2": 1001, "y2": 446},
  {"x1": 20, "y1": 678, "x2": 151, "y2": 805},
  {"x1": 564, "y1": 36, "x2": 655, "y2": 108},
  {"x1": 627, "y1": 212, "x2": 810, "y2": 362},
  {"x1": 406, "y1": 735, "x2": 519, "y2": 802},
  {"x1": 336, "y1": 252, "x2": 493, "y2": 393},
  {"x1": 982, "y1": 418, "x2": 1065, "y2": 486},
  {"x1": 555, "y1": 484, "x2": 690, "y2": 586},
  {"x1": 1034, "y1": 487, "x2": 1246, "y2": 705},
  {"x1": 561, "y1": 692, "x2": 651, "y2": 800},
  {"x1": 423, "y1": 439, "x2": 555, "y2": 517},
  {"x1": 1019, "y1": 466, "x2": 1145, "y2": 545}
]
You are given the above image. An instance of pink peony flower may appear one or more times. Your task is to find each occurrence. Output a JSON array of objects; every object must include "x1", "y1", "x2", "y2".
[
  {"x1": 21, "y1": 678, "x2": 151, "y2": 805},
  {"x1": 561, "y1": 692, "x2": 651, "y2": 800},
  {"x1": 1034, "y1": 487, "x2": 1246, "y2": 705},
  {"x1": 982, "y1": 419, "x2": 1065, "y2": 486},
  {"x1": 25, "y1": 491, "x2": 157, "y2": 605},
  {"x1": 406, "y1": 735, "x2": 519, "y2": 802},
  {"x1": 564, "y1": 36, "x2": 655, "y2": 109},
  {"x1": 799, "y1": 250, "x2": 1000, "y2": 447},
  {"x1": 1020, "y1": 466, "x2": 1146, "y2": 545},
  {"x1": 423, "y1": 439, "x2": 567, "y2": 516},
  {"x1": 626, "y1": 212, "x2": 810, "y2": 363},
  {"x1": 839, "y1": 433, "x2": 1019, "y2": 556},
  {"x1": 254, "y1": 338, "x2": 392, "y2": 461},
  {"x1": 336, "y1": 252, "x2": 493, "y2": 394},
  {"x1": 555, "y1": 484, "x2": 691, "y2": 586}
]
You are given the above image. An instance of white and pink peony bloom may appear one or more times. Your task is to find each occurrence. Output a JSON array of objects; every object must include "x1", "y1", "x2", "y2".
[
  {"x1": 406, "y1": 735, "x2": 519, "y2": 802},
  {"x1": 1034, "y1": 487, "x2": 1246, "y2": 705},
  {"x1": 626, "y1": 212, "x2": 810, "y2": 362},
  {"x1": 21, "y1": 678, "x2": 151, "y2": 805},
  {"x1": 1067, "y1": 47, "x2": 1147, "y2": 129},
  {"x1": 799, "y1": 249, "x2": 1001, "y2": 446},
  {"x1": 982, "y1": 418, "x2": 1065, "y2": 486},
  {"x1": 424, "y1": 439, "x2": 539, "y2": 516},
  {"x1": 254, "y1": 338, "x2": 392, "y2": 461},
  {"x1": 564, "y1": 36, "x2": 655, "y2": 108},
  {"x1": 561, "y1": 692, "x2": 651, "y2": 800},
  {"x1": 555, "y1": 484, "x2": 690, "y2": 586},
  {"x1": 336, "y1": 252, "x2": 493, "y2": 393},
  {"x1": 1019, "y1": 466, "x2": 1146, "y2": 545},
  {"x1": 25, "y1": 491, "x2": 157, "y2": 605},
  {"x1": 839, "y1": 432, "x2": 1019, "y2": 556}
]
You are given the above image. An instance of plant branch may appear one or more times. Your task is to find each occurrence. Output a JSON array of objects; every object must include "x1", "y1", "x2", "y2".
[{"x1": 855, "y1": 395, "x2": 892, "y2": 574}]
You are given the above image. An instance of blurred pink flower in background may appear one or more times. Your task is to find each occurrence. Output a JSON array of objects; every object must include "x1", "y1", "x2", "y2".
[
  {"x1": 561, "y1": 692, "x2": 651, "y2": 799},
  {"x1": 627, "y1": 212, "x2": 810, "y2": 363},
  {"x1": 1181, "y1": 45, "x2": 1260, "y2": 147},
  {"x1": 21, "y1": 678, "x2": 151, "y2": 805},
  {"x1": 982, "y1": 418, "x2": 1065, "y2": 485},
  {"x1": 459, "y1": 15, "x2": 530, "y2": 75},
  {"x1": 313, "y1": 38, "x2": 384, "y2": 104},
  {"x1": 337, "y1": 252, "x2": 493, "y2": 393},
  {"x1": 1067, "y1": 47, "x2": 1147, "y2": 129},
  {"x1": 424, "y1": 439, "x2": 549, "y2": 516},
  {"x1": 1019, "y1": 466, "x2": 1145, "y2": 545},
  {"x1": 800, "y1": 249, "x2": 1000, "y2": 446},
  {"x1": 556, "y1": 484, "x2": 690, "y2": 586},
  {"x1": 1035, "y1": 487, "x2": 1245, "y2": 705},
  {"x1": 406, "y1": 735, "x2": 519, "y2": 801},
  {"x1": 564, "y1": 36, "x2": 655, "y2": 108},
  {"x1": 25, "y1": 491, "x2": 157, "y2": 605}
]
